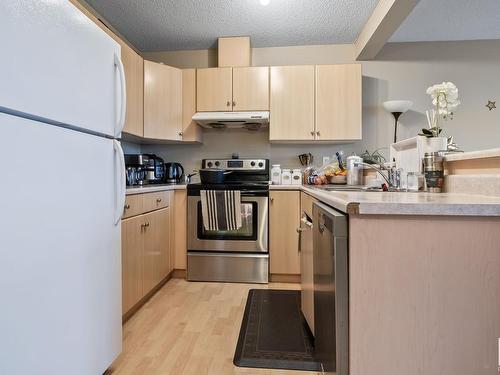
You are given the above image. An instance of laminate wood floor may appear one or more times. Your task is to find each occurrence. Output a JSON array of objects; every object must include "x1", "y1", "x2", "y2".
[{"x1": 109, "y1": 278, "x2": 320, "y2": 375}]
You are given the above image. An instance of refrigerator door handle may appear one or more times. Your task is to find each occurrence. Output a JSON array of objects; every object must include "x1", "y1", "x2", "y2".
[
  {"x1": 113, "y1": 140, "x2": 126, "y2": 225},
  {"x1": 114, "y1": 53, "x2": 126, "y2": 138}
]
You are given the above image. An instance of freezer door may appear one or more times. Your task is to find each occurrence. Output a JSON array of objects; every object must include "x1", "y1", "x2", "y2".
[
  {"x1": 0, "y1": 113, "x2": 123, "y2": 375},
  {"x1": 0, "y1": 1, "x2": 125, "y2": 138}
]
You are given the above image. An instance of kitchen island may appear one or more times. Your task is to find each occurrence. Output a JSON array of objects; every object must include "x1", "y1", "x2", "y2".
[{"x1": 271, "y1": 183, "x2": 500, "y2": 375}]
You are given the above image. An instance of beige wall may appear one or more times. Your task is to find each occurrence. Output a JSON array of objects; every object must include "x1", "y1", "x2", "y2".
[{"x1": 141, "y1": 41, "x2": 500, "y2": 172}]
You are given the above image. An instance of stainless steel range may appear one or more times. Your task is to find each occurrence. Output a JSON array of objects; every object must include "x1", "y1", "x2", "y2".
[{"x1": 187, "y1": 158, "x2": 270, "y2": 283}]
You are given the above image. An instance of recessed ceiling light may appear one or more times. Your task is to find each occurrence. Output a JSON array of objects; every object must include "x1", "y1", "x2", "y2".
[{"x1": 260, "y1": 0, "x2": 270, "y2": 6}]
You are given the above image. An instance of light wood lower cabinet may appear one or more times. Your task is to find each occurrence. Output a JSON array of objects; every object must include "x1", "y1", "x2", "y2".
[
  {"x1": 121, "y1": 192, "x2": 173, "y2": 316},
  {"x1": 269, "y1": 190, "x2": 301, "y2": 275},
  {"x1": 173, "y1": 190, "x2": 187, "y2": 270},
  {"x1": 142, "y1": 207, "x2": 172, "y2": 293},
  {"x1": 121, "y1": 215, "x2": 145, "y2": 314}
]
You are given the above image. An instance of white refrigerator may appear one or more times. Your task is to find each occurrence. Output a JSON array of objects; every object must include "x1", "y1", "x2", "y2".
[{"x1": 0, "y1": 1, "x2": 126, "y2": 374}]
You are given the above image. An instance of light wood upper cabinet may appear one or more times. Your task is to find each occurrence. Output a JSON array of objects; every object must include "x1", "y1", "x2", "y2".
[
  {"x1": 120, "y1": 42, "x2": 144, "y2": 137},
  {"x1": 315, "y1": 64, "x2": 362, "y2": 141},
  {"x1": 196, "y1": 67, "x2": 233, "y2": 112},
  {"x1": 269, "y1": 191, "x2": 301, "y2": 275},
  {"x1": 144, "y1": 60, "x2": 183, "y2": 140},
  {"x1": 270, "y1": 65, "x2": 315, "y2": 141},
  {"x1": 232, "y1": 67, "x2": 269, "y2": 111},
  {"x1": 121, "y1": 215, "x2": 145, "y2": 314},
  {"x1": 181, "y1": 69, "x2": 202, "y2": 142}
]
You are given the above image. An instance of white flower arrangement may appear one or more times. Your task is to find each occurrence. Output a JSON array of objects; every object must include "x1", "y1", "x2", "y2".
[{"x1": 420, "y1": 81, "x2": 460, "y2": 138}]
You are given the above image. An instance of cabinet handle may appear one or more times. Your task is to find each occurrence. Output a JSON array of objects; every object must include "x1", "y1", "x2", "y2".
[
  {"x1": 232, "y1": 101, "x2": 236, "y2": 107},
  {"x1": 297, "y1": 228, "x2": 302, "y2": 252},
  {"x1": 270, "y1": 197, "x2": 274, "y2": 203},
  {"x1": 178, "y1": 132, "x2": 183, "y2": 137},
  {"x1": 124, "y1": 204, "x2": 130, "y2": 210},
  {"x1": 316, "y1": 131, "x2": 320, "y2": 136},
  {"x1": 226, "y1": 101, "x2": 231, "y2": 107},
  {"x1": 310, "y1": 131, "x2": 315, "y2": 136},
  {"x1": 145, "y1": 222, "x2": 150, "y2": 227},
  {"x1": 156, "y1": 198, "x2": 162, "y2": 203}
]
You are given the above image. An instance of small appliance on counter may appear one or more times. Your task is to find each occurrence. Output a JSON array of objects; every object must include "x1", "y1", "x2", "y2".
[
  {"x1": 125, "y1": 154, "x2": 165, "y2": 186},
  {"x1": 423, "y1": 152, "x2": 444, "y2": 192},
  {"x1": 164, "y1": 162, "x2": 184, "y2": 184}
]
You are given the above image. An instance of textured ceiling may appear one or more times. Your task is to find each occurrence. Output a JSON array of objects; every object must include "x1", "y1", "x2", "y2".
[
  {"x1": 85, "y1": 0, "x2": 379, "y2": 52},
  {"x1": 390, "y1": 0, "x2": 500, "y2": 42}
]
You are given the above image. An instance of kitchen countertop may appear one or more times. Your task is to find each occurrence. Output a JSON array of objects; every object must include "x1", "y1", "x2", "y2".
[
  {"x1": 126, "y1": 183, "x2": 187, "y2": 195},
  {"x1": 127, "y1": 183, "x2": 500, "y2": 215},
  {"x1": 270, "y1": 184, "x2": 500, "y2": 216},
  {"x1": 443, "y1": 147, "x2": 500, "y2": 162}
]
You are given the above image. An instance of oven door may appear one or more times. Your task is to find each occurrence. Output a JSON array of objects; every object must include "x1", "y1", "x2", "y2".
[{"x1": 187, "y1": 192, "x2": 268, "y2": 252}]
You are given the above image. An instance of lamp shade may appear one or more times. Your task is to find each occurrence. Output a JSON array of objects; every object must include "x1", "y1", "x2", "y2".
[{"x1": 383, "y1": 100, "x2": 413, "y2": 113}]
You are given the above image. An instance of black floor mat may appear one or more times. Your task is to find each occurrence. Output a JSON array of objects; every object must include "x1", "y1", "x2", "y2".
[{"x1": 233, "y1": 289, "x2": 321, "y2": 372}]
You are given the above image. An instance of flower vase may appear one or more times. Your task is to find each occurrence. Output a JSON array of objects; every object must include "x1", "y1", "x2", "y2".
[{"x1": 424, "y1": 136, "x2": 447, "y2": 153}]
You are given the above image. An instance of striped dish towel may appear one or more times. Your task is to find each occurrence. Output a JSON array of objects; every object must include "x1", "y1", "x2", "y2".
[{"x1": 200, "y1": 190, "x2": 242, "y2": 231}]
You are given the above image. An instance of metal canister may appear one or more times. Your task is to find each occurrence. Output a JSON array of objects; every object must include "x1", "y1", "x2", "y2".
[
  {"x1": 423, "y1": 152, "x2": 444, "y2": 193},
  {"x1": 346, "y1": 155, "x2": 363, "y2": 186}
]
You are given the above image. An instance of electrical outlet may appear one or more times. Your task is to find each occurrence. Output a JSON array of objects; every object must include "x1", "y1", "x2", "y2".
[{"x1": 322, "y1": 156, "x2": 330, "y2": 165}]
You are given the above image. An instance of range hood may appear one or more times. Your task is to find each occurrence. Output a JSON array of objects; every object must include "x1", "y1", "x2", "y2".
[{"x1": 192, "y1": 111, "x2": 269, "y2": 130}]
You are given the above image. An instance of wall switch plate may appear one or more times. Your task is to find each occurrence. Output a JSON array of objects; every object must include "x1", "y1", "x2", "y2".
[{"x1": 322, "y1": 156, "x2": 330, "y2": 165}]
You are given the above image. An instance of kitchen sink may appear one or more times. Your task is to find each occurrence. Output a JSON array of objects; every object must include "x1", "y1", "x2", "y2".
[{"x1": 314, "y1": 185, "x2": 384, "y2": 192}]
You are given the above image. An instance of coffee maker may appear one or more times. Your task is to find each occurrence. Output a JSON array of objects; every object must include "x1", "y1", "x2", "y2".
[{"x1": 125, "y1": 154, "x2": 165, "y2": 186}]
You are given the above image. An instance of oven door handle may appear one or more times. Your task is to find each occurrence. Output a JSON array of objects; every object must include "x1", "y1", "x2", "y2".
[{"x1": 239, "y1": 191, "x2": 269, "y2": 196}]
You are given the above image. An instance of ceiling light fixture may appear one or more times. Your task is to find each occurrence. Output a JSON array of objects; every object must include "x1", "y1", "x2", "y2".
[{"x1": 259, "y1": 0, "x2": 270, "y2": 6}]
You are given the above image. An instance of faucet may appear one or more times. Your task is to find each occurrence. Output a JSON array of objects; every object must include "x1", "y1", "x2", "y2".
[{"x1": 353, "y1": 162, "x2": 400, "y2": 190}]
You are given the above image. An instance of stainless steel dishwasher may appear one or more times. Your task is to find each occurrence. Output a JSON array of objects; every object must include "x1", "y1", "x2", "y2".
[{"x1": 313, "y1": 201, "x2": 348, "y2": 375}]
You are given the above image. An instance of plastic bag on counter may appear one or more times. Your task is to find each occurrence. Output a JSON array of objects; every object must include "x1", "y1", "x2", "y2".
[{"x1": 307, "y1": 157, "x2": 347, "y2": 185}]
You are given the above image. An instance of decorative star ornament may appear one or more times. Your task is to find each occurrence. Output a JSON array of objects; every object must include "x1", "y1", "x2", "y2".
[{"x1": 486, "y1": 100, "x2": 496, "y2": 111}]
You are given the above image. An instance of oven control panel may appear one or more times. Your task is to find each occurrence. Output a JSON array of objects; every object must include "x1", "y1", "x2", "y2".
[{"x1": 202, "y1": 159, "x2": 268, "y2": 171}]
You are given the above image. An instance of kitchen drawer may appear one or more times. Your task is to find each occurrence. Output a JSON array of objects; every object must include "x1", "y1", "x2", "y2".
[
  {"x1": 123, "y1": 194, "x2": 144, "y2": 219},
  {"x1": 301, "y1": 192, "x2": 317, "y2": 219},
  {"x1": 142, "y1": 191, "x2": 172, "y2": 213}
]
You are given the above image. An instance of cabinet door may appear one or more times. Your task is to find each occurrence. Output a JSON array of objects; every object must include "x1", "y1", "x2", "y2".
[
  {"x1": 173, "y1": 190, "x2": 188, "y2": 270},
  {"x1": 121, "y1": 215, "x2": 145, "y2": 315},
  {"x1": 196, "y1": 68, "x2": 233, "y2": 111},
  {"x1": 121, "y1": 42, "x2": 144, "y2": 137},
  {"x1": 143, "y1": 208, "x2": 171, "y2": 294},
  {"x1": 270, "y1": 66, "x2": 315, "y2": 141},
  {"x1": 144, "y1": 60, "x2": 183, "y2": 140},
  {"x1": 269, "y1": 191, "x2": 301, "y2": 274},
  {"x1": 232, "y1": 67, "x2": 269, "y2": 111},
  {"x1": 181, "y1": 69, "x2": 202, "y2": 142},
  {"x1": 315, "y1": 64, "x2": 362, "y2": 141}
]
